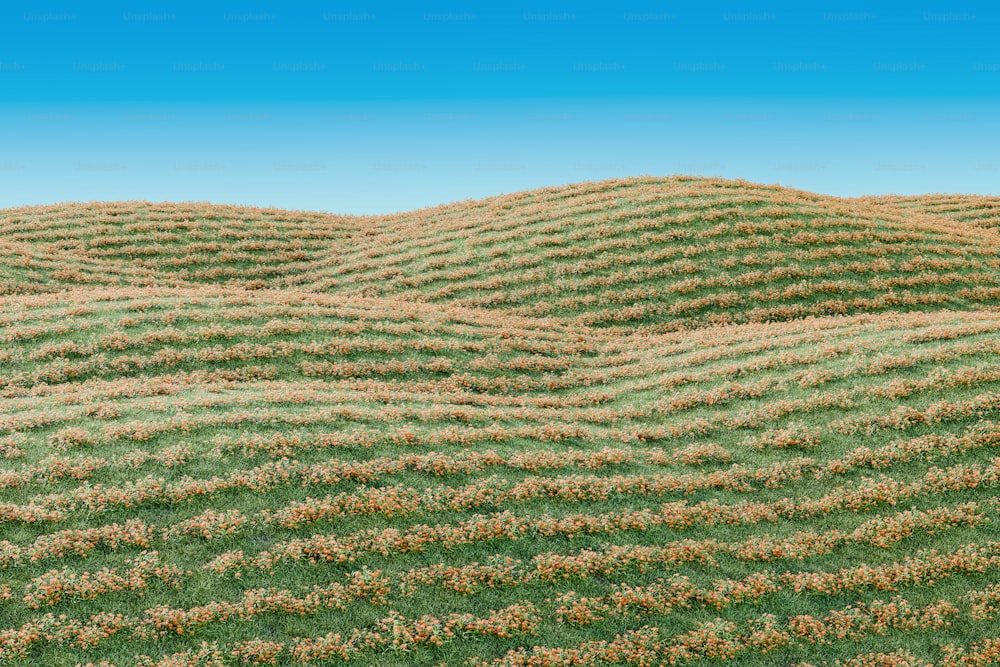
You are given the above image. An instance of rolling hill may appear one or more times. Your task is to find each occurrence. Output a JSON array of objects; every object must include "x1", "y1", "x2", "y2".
[
  {"x1": 5, "y1": 177, "x2": 1000, "y2": 333},
  {"x1": 871, "y1": 193, "x2": 1000, "y2": 230},
  {"x1": 2, "y1": 177, "x2": 1000, "y2": 667}
]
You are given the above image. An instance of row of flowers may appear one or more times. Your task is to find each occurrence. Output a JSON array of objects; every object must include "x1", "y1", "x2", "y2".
[
  {"x1": 577, "y1": 289, "x2": 960, "y2": 328},
  {"x1": 19, "y1": 317, "x2": 569, "y2": 359},
  {"x1": 36, "y1": 598, "x2": 985, "y2": 666},
  {"x1": 202, "y1": 478, "x2": 995, "y2": 578},
  {"x1": 21, "y1": 550, "x2": 184, "y2": 609},
  {"x1": 573, "y1": 345, "x2": 1000, "y2": 429},
  {"x1": 4, "y1": 498, "x2": 991, "y2": 601},
  {"x1": 552, "y1": 530, "x2": 998, "y2": 626},
  {"x1": 29, "y1": 358, "x2": 976, "y2": 456},
  {"x1": 831, "y1": 390, "x2": 1000, "y2": 436},
  {"x1": 0, "y1": 364, "x2": 280, "y2": 415},
  {"x1": 3, "y1": 441, "x2": 707, "y2": 495},
  {"x1": 465, "y1": 596, "x2": 960, "y2": 666},
  {"x1": 11, "y1": 345, "x2": 999, "y2": 465},
  {"x1": 11, "y1": 307, "x2": 1000, "y2": 447},
  {"x1": 0, "y1": 590, "x2": 538, "y2": 661},
  {"x1": 0, "y1": 445, "x2": 193, "y2": 490},
  {"x1": 2, "y1": 503, "x2": 986, "y2": 615},
  {"x1": 14, "y1": 437, "x2": 995, "y2": 531},
  {"x1": 0, "y1": 365, "x2": 276, "y2": 433}
]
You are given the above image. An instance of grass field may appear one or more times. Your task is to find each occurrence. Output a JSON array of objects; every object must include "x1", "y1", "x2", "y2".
[{"x1": 2, "y1": 176, "x2": 1000, "y2": 667}]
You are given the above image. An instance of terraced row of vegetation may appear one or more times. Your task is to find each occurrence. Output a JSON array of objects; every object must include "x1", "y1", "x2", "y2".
[
  {"x1": 2, "y1": 177, "x2": 1000, "y2": 666},
  {"x1": 6, "y1": 178, "x2": 1000, "y2": 333},
  {"x1": 872, "y1": 193, "x2": 1000, "y2": 230}
]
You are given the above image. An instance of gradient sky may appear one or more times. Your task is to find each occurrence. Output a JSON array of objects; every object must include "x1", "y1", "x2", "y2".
[{"x1": 2, "y1": 1, "x2": 998, "y2": 213}]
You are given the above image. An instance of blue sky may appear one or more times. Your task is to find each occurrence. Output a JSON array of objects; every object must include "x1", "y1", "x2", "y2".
[{"x1": 2, "y1": 2, "x2": 998, "y2": 213}]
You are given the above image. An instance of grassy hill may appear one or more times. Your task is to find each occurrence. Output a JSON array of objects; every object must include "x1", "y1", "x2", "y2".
[
  {"x1": 871, "y1": 193, "x2": 1000, "y2": 230},
  {"x1": 6, "y1": 177, "x2": 1000, "y2": 333},
  {"x1": 2, "y1": 178, "x2": 1000, "y2": 666}
]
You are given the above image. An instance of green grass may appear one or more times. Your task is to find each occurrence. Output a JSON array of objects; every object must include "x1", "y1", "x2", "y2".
[{"x1": 2, "y1": 177, "x2": 1000, "y2": 666}]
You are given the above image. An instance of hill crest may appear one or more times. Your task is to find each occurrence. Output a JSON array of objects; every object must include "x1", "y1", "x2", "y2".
[{"x1": 4, "y1": 176, "x2": 1000, "y2": 332}]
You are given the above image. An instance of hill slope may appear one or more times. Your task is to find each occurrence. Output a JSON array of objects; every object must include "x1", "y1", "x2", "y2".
[
  {"x1": 870, "y1": 193, "x2": 1000, "y2": 230},
  {"x1": 2, "y1": 179, "x2": 1000, "y2": 666},
  {"x1": 5, "y1": 176, "x2": 1000, "y2": 332}
]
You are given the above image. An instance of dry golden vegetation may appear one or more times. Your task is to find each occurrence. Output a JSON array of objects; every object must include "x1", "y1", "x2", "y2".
[
  {"x1": 869, "y1": 194, "x2": 1000, "y2": 231},
  {"x1": 2, "y1": 176, "x2": 1000, "y2": 667},
  {"x1": 5, "y1": 176, "x2": 1000, "y2": 333}
]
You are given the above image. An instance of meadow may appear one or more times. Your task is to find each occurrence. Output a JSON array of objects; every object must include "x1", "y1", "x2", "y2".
[{"x1": 2, "y1": 176, "x2": 1000, "y2": 666}]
